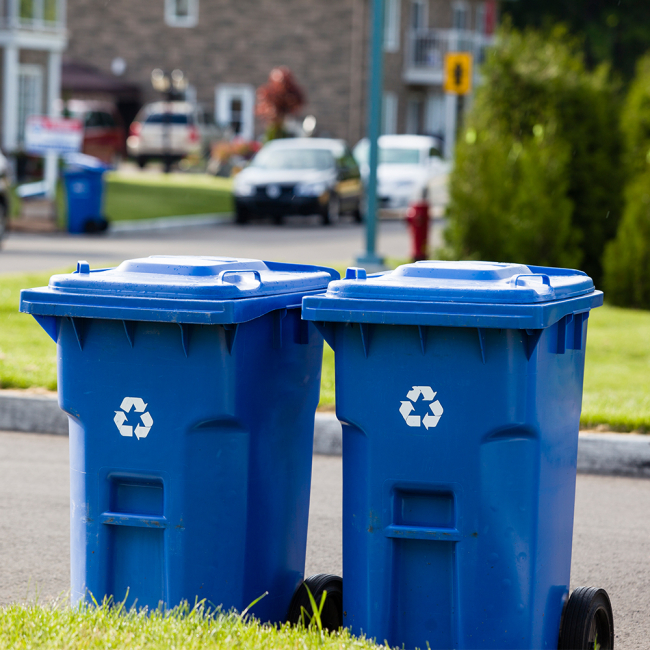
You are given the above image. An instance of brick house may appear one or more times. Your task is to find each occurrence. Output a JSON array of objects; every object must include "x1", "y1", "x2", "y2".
[{"x1": 64, "y1": 0, "x2": 496, "y2": 156}]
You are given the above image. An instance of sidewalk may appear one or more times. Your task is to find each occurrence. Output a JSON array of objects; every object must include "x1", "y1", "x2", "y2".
[{"x1": 0, "y1": 391, "x2": 647, "y2": 478}]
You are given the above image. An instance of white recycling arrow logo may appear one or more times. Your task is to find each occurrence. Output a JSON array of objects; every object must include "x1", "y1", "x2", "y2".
[
  {"x1": 399, "y1": 386, "x2": 444, "y2": 430},
  {"x1": 114, "y1": 397, "x2": 154, "y2": 440}
]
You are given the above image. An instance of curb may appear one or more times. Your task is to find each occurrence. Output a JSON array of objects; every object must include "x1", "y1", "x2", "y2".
[
  {"x1": 108, "y1": 213, "x2": 233, "y2": 234},
  {"x1": 1, "y1": 393, "x2": 648, "y2": 479}
]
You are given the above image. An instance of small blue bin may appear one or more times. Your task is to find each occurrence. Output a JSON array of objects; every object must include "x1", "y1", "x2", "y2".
[
  {"x1": 20, "y1": 256, "x2": 339, "y2": 622},
  {"x1": 302, "y1": 261, "x2": 603, "y2": 650},
  {"x1": 63, "y1": 155, "x2": 109, "y2": 233}
]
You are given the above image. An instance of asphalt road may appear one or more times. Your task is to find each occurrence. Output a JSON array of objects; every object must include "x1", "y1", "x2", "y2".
[
  {"x1": 0, "y1": 431, "x2": 648, "y2": 649},
  {"x1": 0, "y1": 217, "x2": 427, "y2": 274}
]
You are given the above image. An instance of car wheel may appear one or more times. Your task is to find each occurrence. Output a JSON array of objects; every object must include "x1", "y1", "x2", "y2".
[
  {"x1": 321, "y1": 193, "x2": 340, "y2": 226},
  {"x1": 0, "y1": 202, "x2": 8, "y2": 247},
  {"x1": 235, "y1": 206, "x2": 249, "y2": 225}
]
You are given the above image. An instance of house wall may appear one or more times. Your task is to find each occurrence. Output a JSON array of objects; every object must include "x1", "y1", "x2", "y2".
[{"x1": 65, "y1": 0, "x2": 362, "y2": 142}]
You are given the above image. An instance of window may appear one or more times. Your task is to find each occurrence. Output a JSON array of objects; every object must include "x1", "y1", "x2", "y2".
[
  {"x1": 215, "y1": 84, "x2": 255, "y2": 140},
  {"x1": 425, "y1": 92, "x2": 445, "y2": 137},
  {"x1": 384, "y1": 0, "x2": 400, "y2": 52},
  {"x1": 406, "y1": 97, "x2": 424, "y2": 134},
  {"x1": 18, "y1": 65, "x2": 43, "y2": 145},
  {"x1": 410, "y1": 0, "x2": 427, "y2": 30},
  {"x1": 475, "y1": 3, "x2": 486, "y2": 34},
  {"x1": 165, "y1": 0, "x2": 198, "y2": 27},
  {"x1": 382, "y1": 92, "x2": 398, "y2": 135},
  {"x1": 452, "y1": 2, "x2": 468, "y2": 30},
  {"x1": 19, "y1": 0, "x2": 58, "y2": 23}
]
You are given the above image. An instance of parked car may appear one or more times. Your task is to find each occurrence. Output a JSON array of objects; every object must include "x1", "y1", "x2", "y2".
[
  {"x1": 353, "y1": 135, "x2": 450, "y2": 211},
  {"x1": 233, "y1": 138, "x2": 363, "y2": 226},
  {"x1": 60, "y1": 100, "x2": 126, "y2": 165},
  {"x1": 126, "y1": 101, "x2": 222, "y2": 169}
]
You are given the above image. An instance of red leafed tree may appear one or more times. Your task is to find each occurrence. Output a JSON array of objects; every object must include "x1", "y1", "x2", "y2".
[{"x1": 256, "y1": 67, "x2": 306, "y2": 140}]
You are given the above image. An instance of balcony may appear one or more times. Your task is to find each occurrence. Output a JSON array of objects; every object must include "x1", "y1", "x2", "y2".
[
  {"x1": 0, "y1": 0, "x2": 66, "y2": 49},
  {"x1": 404, "y1": 29, "x2": 493, "y2": 86}
]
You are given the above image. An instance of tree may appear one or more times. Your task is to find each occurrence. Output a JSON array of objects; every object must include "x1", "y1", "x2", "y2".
[
  {"x1": 445, "y1": 25, "x2": 623, "y2": 285},
  {"x1": 504, "y1": 0, "x2": 650, "y2": 81},
  {"x1": 603, "y1": 53, "x2": 650, "y2": 308},
  {"x1": 255, "y1": 67, "x2": 306, "y2": 141}
]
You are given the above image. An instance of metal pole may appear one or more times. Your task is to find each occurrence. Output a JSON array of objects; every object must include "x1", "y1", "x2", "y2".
[{"x1": 356, "y1": 0, "x2": 385, "y2": 269}]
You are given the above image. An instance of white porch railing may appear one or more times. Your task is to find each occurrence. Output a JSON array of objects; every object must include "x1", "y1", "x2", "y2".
[
  {"x1": 404, "y1": 28, "x2": 493, "y2": 85},
  {"x1": 0, "y1": 0, "x2": 65, "y2": 32}
]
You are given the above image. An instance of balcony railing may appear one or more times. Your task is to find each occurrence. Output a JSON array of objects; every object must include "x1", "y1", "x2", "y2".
[
  {"x1": 0, "y1": 0, "x2": 65, "y2": 32},
  {"x1": 404, "y1": 28, "x2": 494, "y2": 85}
]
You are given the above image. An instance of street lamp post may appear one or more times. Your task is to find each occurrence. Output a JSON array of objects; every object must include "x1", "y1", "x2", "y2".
[
  {"x1": 356, "y1": 0, "x2": 385, "y2": 270},
  {"x1": 151, "y1": 68, "x2": 188, "y2": 173}
]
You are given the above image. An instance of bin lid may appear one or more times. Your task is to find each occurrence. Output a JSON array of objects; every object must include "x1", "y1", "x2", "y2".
[
  {"x1": 302, "y1": 261, "x2": 603, "y2": 329},
  {"x1": 20, "y1": 256, "x2": 339, "y2": 325}
]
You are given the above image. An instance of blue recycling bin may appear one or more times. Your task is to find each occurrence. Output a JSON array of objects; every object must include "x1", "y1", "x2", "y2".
[
  {"x1": 63, "y1": 155, "x2": 109, "y2": 233},
  {"x1": 302, "y1": 261, "x2": 606, "y2": 650},
  {"x1": 20, "y1": 256, "x2": 339, "y2": 621}
]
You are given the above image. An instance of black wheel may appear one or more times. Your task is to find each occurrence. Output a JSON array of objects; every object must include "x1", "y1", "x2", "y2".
[
  {"x1": 321, "y1": 193, "x2": 340, "y2": 226},
  {"x1": 235, "y1": 206, "x2": 249, "y2": 225},
  {"x1": 137, "y1": 156, "x2": 147, "y2": 169},
  {"x1": 273, "y1": 214, "x2": 284, "y2": 225},
  {"x1": 353, "y1": 195, "x2": 365, "y2": 223},
  {"x1": 558, "y1": 587, "x2": 614, "y2": 650},
  {"x1": 0, "y1": 201, "x2": 8, "y2": 246},
  {"x1": 286, "y1": 573, "x2": 343, "y2": 632}
]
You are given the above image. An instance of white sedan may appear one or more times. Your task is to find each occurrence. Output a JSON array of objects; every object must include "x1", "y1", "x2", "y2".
[{"x1": 353, "y1": 135, "x2": 451, "y2": 213}]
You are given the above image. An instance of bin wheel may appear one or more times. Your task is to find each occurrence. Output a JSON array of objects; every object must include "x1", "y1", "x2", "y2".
[
  {"x1": 286, "y1": 573, "x2": 343, "y2": 631},
  {"x1": 558, "y1": 586, "x2": 614, "y2": 650}
]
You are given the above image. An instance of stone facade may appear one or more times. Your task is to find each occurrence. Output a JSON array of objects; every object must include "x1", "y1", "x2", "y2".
[{"x1": 65, "y1": 0, "x2": 496, "y2": 146}]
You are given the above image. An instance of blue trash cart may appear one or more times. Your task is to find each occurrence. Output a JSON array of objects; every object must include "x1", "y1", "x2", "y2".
[
  {"x1": 302, "y1": 261, "x2": 612, "y2": 650},
  {"x1": 20, "y1": 256, "x2": 338, "y2": 622}
]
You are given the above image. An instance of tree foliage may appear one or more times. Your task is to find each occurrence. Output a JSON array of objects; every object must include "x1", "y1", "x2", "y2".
[
  {"x1": 255, "y1": 67, "x2": 306, "y2": 141},
  {"x1": 604, "y1": 54, "x2": 650, "y2": 308},
  {"x1": 504, "y1": 0, "x2": 650, "y2": 81},
  {"x1": 445, "y1": 25, "x2": 623, "y2": 284}
]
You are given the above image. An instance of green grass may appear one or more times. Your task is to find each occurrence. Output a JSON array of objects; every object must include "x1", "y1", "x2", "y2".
[
  {"x1": 6, "y1": 268, "x2": 650, "y2": 431},
  {"x1": 104, "y1": 172, "x2": 234, "y2": 222},
  {"x1": 581, "y1": 305, "x2": 650, "y2": 431},
  {"x1": 0, "y1": 270, "x2": 65, "y2": 391},
  {"x1": 0, "y1": 601, "x2": 385, "y2": 650}
]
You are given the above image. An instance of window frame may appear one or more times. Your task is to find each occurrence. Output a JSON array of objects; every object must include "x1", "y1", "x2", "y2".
[
  {"x1": 215, "y1": 84, "x2": 255, "y2": 141},
  {"x1": 165, "y1": 0, "x2": 198, "y2": 28},
  {"x1": 383, "y1": 0, "x2": 401, "y2": 53}
]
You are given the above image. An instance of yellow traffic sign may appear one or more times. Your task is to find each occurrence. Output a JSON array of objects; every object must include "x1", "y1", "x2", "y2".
[{"x1": 444, "y1": 53, "x2": 473, "y2": 95}]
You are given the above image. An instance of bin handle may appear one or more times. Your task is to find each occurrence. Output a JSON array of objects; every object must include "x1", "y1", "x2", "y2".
[
  {"x1": 220, "y1": 269, "x2": 262, "y2": 284},
  {"x1": 513, "y1": 273, "x2": 551, "y2": 288}
]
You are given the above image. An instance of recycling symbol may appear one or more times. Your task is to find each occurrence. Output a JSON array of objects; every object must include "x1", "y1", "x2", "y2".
[
  {"x1": 114, "y1": 397, "x2": 153, "y2": 440},
  {"x1": 399, "y1": 386, "x2": 444, "y2": 430}
]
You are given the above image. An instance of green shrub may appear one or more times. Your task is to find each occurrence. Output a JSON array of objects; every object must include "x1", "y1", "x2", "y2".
[
  {"x1": 446, "y1": 25, "x2": 623, "y2": 285},
  {"x1": 619, "y1": 53, "x2": 650, "y2": 175},
  {"x1": 603, "y1": 169, "x2": 650, "y2": 308},
  {"x1": 603, "y1": 51, "x2": 650, "y2": 308}
]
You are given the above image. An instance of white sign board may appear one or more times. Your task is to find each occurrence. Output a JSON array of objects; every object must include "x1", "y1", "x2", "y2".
[{"x1": 24, "y1": 116, "x2": 84, "y2": 155}]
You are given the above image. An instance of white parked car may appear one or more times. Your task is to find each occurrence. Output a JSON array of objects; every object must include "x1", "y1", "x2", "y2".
[
  {"x1": 126, "y1": 101, "x2": 222, "y2": 169},
  {"x1": 353, "y1": 135, "x2": 451, "y2": 211}
]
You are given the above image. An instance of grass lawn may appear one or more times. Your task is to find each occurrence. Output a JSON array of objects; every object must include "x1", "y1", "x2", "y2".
[
  {"x1": 47, "y1": 172, "x2": 234, "y2": 227},
  {"x1": 103, "y1": 172, "x2": 234, "y2": 222},
  {"x1": 0, "y1": 602, "x2": 384, "y2": 650},
  {"x1": 5, "y1": 269, "x2": 650, "y2": 431}
]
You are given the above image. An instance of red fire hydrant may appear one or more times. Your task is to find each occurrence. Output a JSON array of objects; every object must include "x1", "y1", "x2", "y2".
[{"x1": 405, "y1": 198, "x2": 430, "y2": 262}]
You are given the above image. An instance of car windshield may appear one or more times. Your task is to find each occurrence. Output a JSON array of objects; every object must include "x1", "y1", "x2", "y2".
[
  {"x1": 355, "y1": 142, "x2": 423, "y2": 165},
  {"x1": 145, "y1": 113, "x2": 192, "y2": 125},
  {"x1": 250, "y1": 147, "x2": 334, "y2": 171}
]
